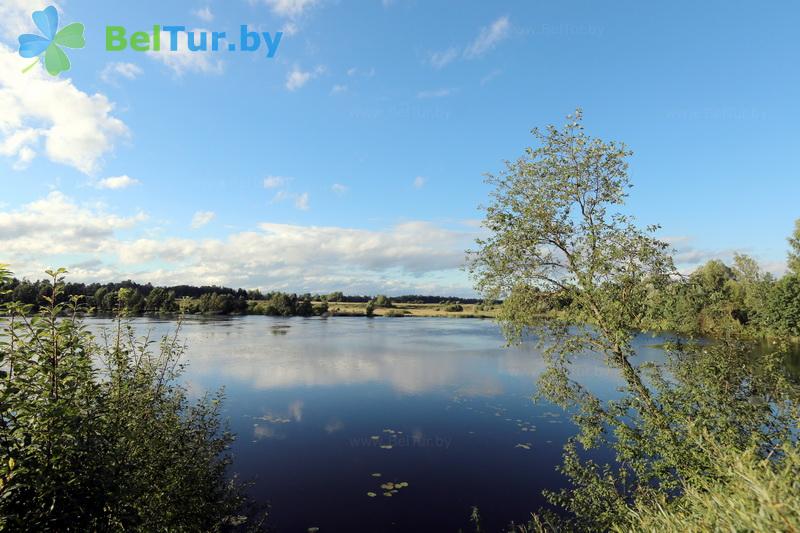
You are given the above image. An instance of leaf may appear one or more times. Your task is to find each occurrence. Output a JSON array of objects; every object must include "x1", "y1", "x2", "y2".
[
  {"x1": 55, "y1": 23, "x2": 85, "y2": 48},
  {"x1": 32, "y1": 6, "x2": 59, "y2": 41},
  {"x1": 18, "y1": 34, "x2": 51, "y2": 58},
  {"x1": 44, "y1": 44, "x2": 70, "y2": 76}
]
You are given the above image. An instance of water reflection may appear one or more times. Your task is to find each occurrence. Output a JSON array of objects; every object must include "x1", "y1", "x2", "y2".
[{"x1": 82, "y1": 316, "x2": 674, "y2": 532}]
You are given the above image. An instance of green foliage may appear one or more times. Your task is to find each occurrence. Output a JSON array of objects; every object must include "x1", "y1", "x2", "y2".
[
  {"x1": 788, "y1": 218, "x2": 800, "y2": 275},
  {"x1": 615, "y1": 435, "x2": 800, "y2": 533},
  {"x1": 144, "y1": 286, "x2": 178, "y2": 313},
  {"x1": 470, "y1": 111, "x2": 800, "y2": 531},
  {"x1": 325, "y1": 291, "x2": 344, "y2": 302},
  {"x1": 248, "y1": 293, "x2": 317, "y2": 317},
  {"x1": 372, "y1": 295, "x2": 393, "y2": 308},
  {"x1": 0, "y1": 267, "x2": 263, "y2": 531},
  {"x1": 763, "y1": 274, "x2": 800, "y2": 336}
]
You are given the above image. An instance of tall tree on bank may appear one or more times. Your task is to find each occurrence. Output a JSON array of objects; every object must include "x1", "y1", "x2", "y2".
[
  {"x1": 469, "y1": 111, "x2": 799, "y2": 531},
  {"x1": 788, "y1": 218, "x2": 800, "y2": 275},
  {"x1": 469, "y1": 108, "x2": 674, "y2": 426}
]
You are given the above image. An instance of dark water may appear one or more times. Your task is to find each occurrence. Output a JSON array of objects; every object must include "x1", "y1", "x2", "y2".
[{"x1": 83, "y1": 316, "x2": 721, "y2": 532}]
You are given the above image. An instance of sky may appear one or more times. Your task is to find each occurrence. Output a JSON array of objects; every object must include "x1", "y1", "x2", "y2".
[{"x1": 0, "y1": 0, "x2": 798, "y2": 296}]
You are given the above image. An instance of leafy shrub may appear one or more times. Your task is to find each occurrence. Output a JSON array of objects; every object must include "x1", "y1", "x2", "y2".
[
  {"x1": 0, "y1": 267, "x2": 263, "y2": 532},
  {"x1": 372, "y1": 295, "x2": 393, "y2": 308}
]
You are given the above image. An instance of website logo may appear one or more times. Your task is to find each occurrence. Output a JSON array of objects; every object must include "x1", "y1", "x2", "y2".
[
  {"x1": 18, "y1": 6, "x2": 85, "y2": 76},
  {"x1": 105, "y1": 25, "x2": 283, "y2": 58}
]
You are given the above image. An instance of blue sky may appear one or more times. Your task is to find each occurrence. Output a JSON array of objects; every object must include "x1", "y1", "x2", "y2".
[{"x1": 1, "y1": 0, "x2": 798, "y2": 295}]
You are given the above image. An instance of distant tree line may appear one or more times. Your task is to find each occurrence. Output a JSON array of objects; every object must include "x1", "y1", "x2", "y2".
[
  {"x1": 503, "y1": 220, "x2": 800, "y2": 340},
  {"x1": 0, "y1": 279, "x2": 488, "y2": 317}
]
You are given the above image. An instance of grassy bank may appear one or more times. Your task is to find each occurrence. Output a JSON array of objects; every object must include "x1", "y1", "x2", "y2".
[{"x1": 321, "y1": 301, "x2": 498, "y2": 318}]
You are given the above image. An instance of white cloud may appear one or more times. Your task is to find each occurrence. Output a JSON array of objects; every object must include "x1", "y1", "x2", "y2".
[
  {"x1": 261, "y1": 0, "x2": 319, "y2": 18},
  {"x1": 285, "y1": 65, "x2": 325, "y2": 91},
  {"x1": 193, "y1": 6, "x2": 214, "y2": 22},
  {"x1": 331, "y1": 183, "x2": 348, "y2": 195},
  {"x1": 427, "y1": 16, "x2": 511, "y2": 70},
  {"x1": 286, "y1": 68, "x2": 311, "y2": 91},
  {"x1": 0, "y1": 45, "x2": 129, "y2": 174},
  {"x1": 664, "y1": 236, "x2": 787, "y2": 277},
  {"x1": 281, "y1": 21, "x2": 299, "y2": 36},
  {"x1": 146, "y1": 29, "x2": 224, "y2": 76},
  {"x1": 429, "y1": 47, "x2": 458, "y2": 69},
  {"x1": 464, "y1": 16, "x2": 511, "y2": 58},
  {"x1": 191, "y1": 211, "x2": 216, "y2": 229},
  {"x1": 294, "y1": 192, "x2": 310, "y2": 211},
  {"x1": 96, "y1": 176, "x2": 140, "y2": 190},
  {"x1": 0, "y1": 191, "x2": 146, "y2": 260},
  {"x1": 413, "y1": 176, "x2": 426, "y2": 189},
  {"x1": 264, "y1": 175, "x2": 292, "y2": 188},
  {"x1": 417, "y1": 88, "x2": 454, "y2": 99},
  {"x1": 0, "y1": 0, "x2": 60, "y2": 42},
  {"x1": 331, "y1": 84, "x2": 348, "y2": 94},
  {"x1": 100, "y1": 62, "x2": 143, "y2": 85},
  {"x1": 0, "y1": 192, "x2": 477, "y2": 294}
]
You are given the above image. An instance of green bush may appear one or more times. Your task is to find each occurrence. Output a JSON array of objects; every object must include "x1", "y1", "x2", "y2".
[
  {"x1": 0, "y1": 267, "x2": 262, "y2": 532},
  {"x1": 615, "y1": 437, "x2": 800, "y2": 533},
  {"x1": 372, "y1": 295, "x2": 393, "y2": 308}
]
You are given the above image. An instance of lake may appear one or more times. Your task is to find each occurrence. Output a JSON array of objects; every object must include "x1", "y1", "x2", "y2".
[{"x1": 83, "y1": 316, "x2": 733, "y2": 532}]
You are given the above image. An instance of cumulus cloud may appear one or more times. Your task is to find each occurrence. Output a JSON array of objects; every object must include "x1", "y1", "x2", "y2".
[
  {"x1": 95, "y1": 176, "x2": 140, "y2": 190},
  {"x1": 664, "y1": 236, "x2": 787, "y2": 277},
  {"x1": 191, "y1": 210, "x2": 216, "y2": 229},
  {"x1": 413, "y1": 176, "x2": 426, "y2": 189},
  {"x1": 100, "y1": 62, "x2": 143, "y2": 85},
  {"x1": 285, "y1": 65, "x2": 325, "y2": 91},
  {"x1": 260, "y1": 0, "x2": 319, "y2": 18},
  {"x1": 0, "y1": 191, "x2": 146, "y2": 262},
  {"x1": 146, "y1": 29, "x2": 224, "y2": 76},
  {"x1": 331, "y1": 183, "x2": 348, "y2": 195},
  {"x1": 0, "y1": 192, "x2": 476, "y2": 295},
  {"x1": 0, "y1": 45, "x2": 129, "y2": 174},
  {"x1": 0, "y1": 0, "x2": 60, "y2": 42}
]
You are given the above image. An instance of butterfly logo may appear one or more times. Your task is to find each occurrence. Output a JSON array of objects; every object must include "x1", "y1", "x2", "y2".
[{"x1": 18, "y1": 6, "x2": 85, "y2": 76}]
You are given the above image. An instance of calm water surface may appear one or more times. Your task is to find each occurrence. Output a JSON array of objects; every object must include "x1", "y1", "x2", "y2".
[{"x1": 86, "y1": 316, "x2": 685, "y2": 532}]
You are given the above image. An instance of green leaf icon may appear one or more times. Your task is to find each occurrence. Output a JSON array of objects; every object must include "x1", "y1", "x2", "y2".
[
  {"x1": 54, "y1": 23, "x2": 85, "y2": 49},
  {"x1": 45, "y1": 43, "x2": 70, "y2": 76},
  {"x1": 17, "y1": 6, "x2": 85, "y2": 76}
]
